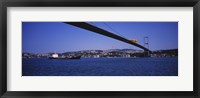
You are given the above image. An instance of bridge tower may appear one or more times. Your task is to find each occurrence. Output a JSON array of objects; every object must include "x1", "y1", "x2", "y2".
[{"x1": 144, "y1": 37, "x2": 150, "y2": 57}]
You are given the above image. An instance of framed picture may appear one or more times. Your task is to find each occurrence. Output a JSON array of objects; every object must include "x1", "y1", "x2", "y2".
[{"x1": 0, "y1": 0, "x2": 199, "y2": 98}]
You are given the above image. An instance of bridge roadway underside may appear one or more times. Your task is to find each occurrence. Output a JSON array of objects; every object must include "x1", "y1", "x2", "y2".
[{"x1": 64, "y1": 22, "x2": 151, "y2": 52}]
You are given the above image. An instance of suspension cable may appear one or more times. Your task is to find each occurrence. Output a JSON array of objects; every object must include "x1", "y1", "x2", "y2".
[{"x1": 103, "y1": 22, "x2": 127, "y2": 39}]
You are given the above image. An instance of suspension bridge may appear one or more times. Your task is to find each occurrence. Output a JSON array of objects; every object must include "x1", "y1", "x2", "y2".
[{"x1": 64, "y1": 22, "x2": 151, "y2": 54}]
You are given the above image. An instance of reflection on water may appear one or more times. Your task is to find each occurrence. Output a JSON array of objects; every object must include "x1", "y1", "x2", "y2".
[{"x1": 22, "y1": 57, "x2": 178, "y2": 76}]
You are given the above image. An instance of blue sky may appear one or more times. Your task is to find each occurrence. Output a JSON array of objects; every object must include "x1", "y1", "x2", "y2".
[{"x1": 22, "y1": 22, "x2": 178, "y2": 53}]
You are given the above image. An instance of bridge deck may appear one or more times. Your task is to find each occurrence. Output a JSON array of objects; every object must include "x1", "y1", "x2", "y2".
[{"x1": 64, "y1": 22, "x2": 151, "y2": 52}]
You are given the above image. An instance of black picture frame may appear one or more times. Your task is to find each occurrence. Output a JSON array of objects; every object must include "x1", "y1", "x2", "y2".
[{"x1": 0, "y1": 0, "x2": 199, "y2": 98}]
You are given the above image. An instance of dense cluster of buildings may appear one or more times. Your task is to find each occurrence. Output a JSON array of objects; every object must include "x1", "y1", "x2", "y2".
[{"x1": 22, "y1": 49, "x2": 178, "y2": 58}]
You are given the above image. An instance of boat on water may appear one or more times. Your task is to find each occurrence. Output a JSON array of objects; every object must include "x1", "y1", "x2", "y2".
[{"x1": 49, "y1": 53, "x2": 81, "y2": 60}]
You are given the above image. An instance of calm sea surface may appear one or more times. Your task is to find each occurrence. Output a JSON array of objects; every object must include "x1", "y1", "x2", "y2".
[{"x1": 22, "y1": 57, "x2": 178, "y2": 76}]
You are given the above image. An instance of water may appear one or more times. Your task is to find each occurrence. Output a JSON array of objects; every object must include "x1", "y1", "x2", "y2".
[{"x1": 22, "y1": 57, "x2": 178, "y2": 76}]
